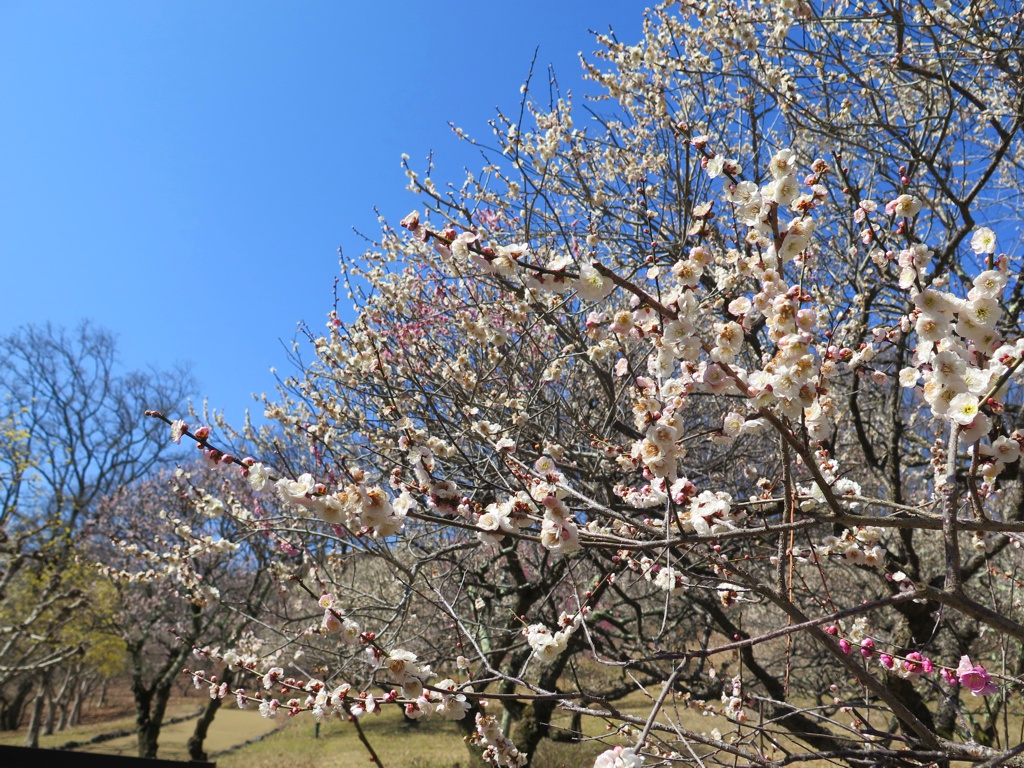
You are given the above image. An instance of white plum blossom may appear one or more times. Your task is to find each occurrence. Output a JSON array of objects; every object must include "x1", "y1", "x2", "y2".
[
  {"x1": 433, "y1": 678, "x2": 470, "y2": 720},
  {"x1": 899, "y1": 367, "x2": 920, "y2": 388},
  {"x1": 170, "y1": 419, "x2": 187, "y2": 444},
  {"x1": 275, "y1": 474, "x2": 317, "y2": 509},
  {"x1": 948, "y1": 392, "x2": 980, "y2": 425},
  {"x1": 476, "y1": 712, "x2": 528, "y2": 767},
  {"x1": 524, "y1": 623, "x2": 570, "y2": 663},
  {"x1": 594, "y1": 746, "x2": 644, "y2": 768},
  {"x1": 889, "y1": 194, "x2": 922, "y2": 217},
  {"x1": 984, "y1": 435, "x2": 1021, "y2": 465},
  {"x1": 246, "y1": 462, "x2": 270, "y2": 491},
  {"x1": 523, "y1": 611, "x2": 583, "y2": 664},
  {"x1": 970, "y1": 269, "x2": 1006, "y2": 299},
  {"x1": 971, "y1": 227, "x2": 997, "y2": 254},
  {"x1": 768, "y1": 148, "x2": 798, "y2": 179},
  {"x1": 576, "y1": 262, "x2": 615, "y2": 301},
  {"x1": 818, "y1": 526, "x2": 886, "y2": 567}
]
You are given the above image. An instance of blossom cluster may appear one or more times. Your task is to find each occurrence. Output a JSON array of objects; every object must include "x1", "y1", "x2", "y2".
[
  {"x1": 523, "y1": 609, "x2": 586, "y2": 664},
  {"x1": 473, "y1": 713, "x2": 528, "y2": 768},
  {"x1": 139, "y1": 5, "x2": 1024, "y2": 766},
  {"x1": 823, "y1": 624, "x2": 1000, "y2": 696},
  {"x1": 593, "y1": 746, "x2": 644, "y2": 768}
]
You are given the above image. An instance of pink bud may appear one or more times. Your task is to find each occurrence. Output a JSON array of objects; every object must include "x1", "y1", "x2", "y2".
[
  {"x1": 879, "y1": 654, "x2": 894, "y2": 669},
  {"x1": 839, "y1": 639, "x2": 851, "y2": 654},
  {"x1": 903, "y1": 651, "x2": 924, "y2": 675},
  {"x1": 860, "y1": 638, "x2": 875, "y2": 658},
  {"x1": 194, "y1": 426, "x2": 211, "y2": 440}
]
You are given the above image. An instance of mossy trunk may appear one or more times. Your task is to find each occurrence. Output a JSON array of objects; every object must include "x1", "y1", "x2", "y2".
[
  {"x1": 510, "y1": 700, "x2": 559, "y2": 766},
  {"x1": 24, "y1": 689, "x2": 44, "y2": 748}
]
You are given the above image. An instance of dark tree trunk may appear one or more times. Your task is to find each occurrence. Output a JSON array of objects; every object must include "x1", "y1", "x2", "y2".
[
  {"x1": 187, "y1": 669, "x2": 233, "y2": 761},
  {"x1": 0, "y1": 678, "x2": 33, "y2": 731},
  {"x1": 134, "y1": 682, "x2": 174, "y2": 759},
  {"x1": 511, "y1": 699, "x2": 560, "y2": 764}
]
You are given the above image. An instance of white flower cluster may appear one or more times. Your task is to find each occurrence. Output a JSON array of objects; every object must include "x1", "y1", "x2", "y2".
[
  {"x1": 318, "y1": 593, "x2": 362, "y2": 644},
  {"x1": 903, "y1": 275, "x2": 1012, "y2": 431},
  {"x1": 476, "y1": 491, "x2": 535, "y2": 546},
  {"x1": 306, "y1": 680, "x2": 352, "y2": 721},
  {"x1": 266, "y1": 468, "x2": 410, "y2": 538},
  {"x1": 799, "y1": 476, "x2": 862, "y2": 511},
  {"x1": 529, "y1": 457, "x2": 582, "y2": 554},
  {"x1": 723, "y1": 148, "x2": 821, "y2": 267},
  {"x1": 594, "y1": 746, "x2": 644, "y2": 768},
  {"x1": 722, "y1": 675, "x2": 747, "y2": 723},
  {"x1": 682, "y1": 491, "x2": 745, "y2": 537},
  {"x1": 403, "y1": 677, "x2": 471, "y2": 721},
  {"x1": 475, "y1": 713, "x2": 528, "y2": 767},
  {"x1": 631, "y1": 414, "x2": 685, "y2": 480},
  {"x1": 817, "y1": 526, "x2": 886, "y2": 566},
  {"x1": 383, "y1": 648, "x2": 434, "y2": 699},
  {"x1": 888, "y1": 239, "x2": 1024, "y2": 494},
  {"x1": 745, "y1": 311, "x2": 820, "y2": 421},
  {"x1": 524, "y1": 610, "x2": 585, "y2": 663},
  {"x1": 627, "y1": 555, "x2": 690, "y2": 596}
]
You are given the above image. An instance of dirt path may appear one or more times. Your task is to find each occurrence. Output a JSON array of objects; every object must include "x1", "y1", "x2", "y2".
[{"x1": 73, "y1": 709, "x2": 283, "y2": 760}]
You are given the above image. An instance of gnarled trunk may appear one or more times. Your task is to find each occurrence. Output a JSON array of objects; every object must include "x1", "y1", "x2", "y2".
[
  {"x1": 134, "y1": 681, "x2": 174, "y2": 759},
  {"x1": 187, "y1": 668, "x2": 233, "y2": 761}
]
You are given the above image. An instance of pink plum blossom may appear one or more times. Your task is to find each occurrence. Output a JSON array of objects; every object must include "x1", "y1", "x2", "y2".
[{"x1": 956, "y1": 656, "x2": 998, "y2": 696}]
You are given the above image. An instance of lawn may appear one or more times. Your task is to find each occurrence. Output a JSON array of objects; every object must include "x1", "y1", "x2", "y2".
[
  {"x1": 6, "y1": 681, "x2": 1019, "y2": 768},
  {"x1": 213, "y1": 704, "x2": 615, "y2": 768}
]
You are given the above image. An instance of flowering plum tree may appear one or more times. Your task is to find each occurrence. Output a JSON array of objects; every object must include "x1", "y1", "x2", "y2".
[
  {"x1": 161, "y1": 2, "x2": 1024, "y2": 766},
  {"x1": 93, "y1": 466, "x2": 279, "y2": 759}
]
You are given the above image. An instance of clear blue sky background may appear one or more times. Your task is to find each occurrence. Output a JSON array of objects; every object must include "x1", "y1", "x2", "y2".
[{"x1": 1, "y1": 1, "x2": 644, "y2": 425}]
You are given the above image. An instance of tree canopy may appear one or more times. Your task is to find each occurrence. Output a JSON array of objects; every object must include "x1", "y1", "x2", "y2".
[{"x1": 149, "y1": 1, "x2": 1024, "y2": 766}]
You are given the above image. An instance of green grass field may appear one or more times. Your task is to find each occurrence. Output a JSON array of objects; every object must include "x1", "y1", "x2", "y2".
[
  {"x1": 213, "y1": 704, "x2": 614, "y2": 768},
  {"x1": 5, "y1": 682, "x2": 1020, "y2": 768}
]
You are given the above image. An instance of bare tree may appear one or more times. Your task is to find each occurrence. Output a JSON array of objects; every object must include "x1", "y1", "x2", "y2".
[
  {"x1": 0, "y1": 322, "x2": 194, "y2": 740},
  {"x1": 92, "y1": 464, "x2": 280, "y2": 760}
]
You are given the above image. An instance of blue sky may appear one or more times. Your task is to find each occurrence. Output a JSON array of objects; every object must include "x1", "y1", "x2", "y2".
[{"x1": 1, "y1": 1, "x2": 643, "y2": 425}]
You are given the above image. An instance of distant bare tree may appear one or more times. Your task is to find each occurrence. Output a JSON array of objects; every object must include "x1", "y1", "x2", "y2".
[{"x1": 0, "y1": 322, "x2": 194, "y2": 741}]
